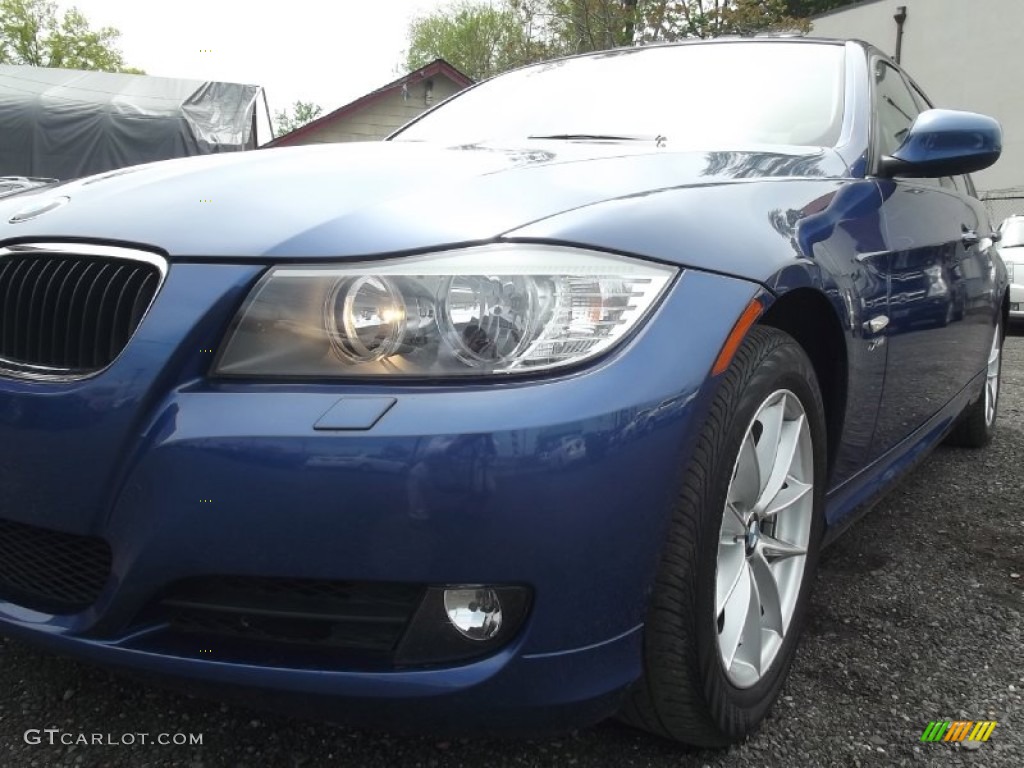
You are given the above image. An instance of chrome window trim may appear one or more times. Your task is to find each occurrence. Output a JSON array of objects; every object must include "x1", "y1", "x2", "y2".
[{"x1": 0, "y1": 242, "x2": 169, "y2": 382}]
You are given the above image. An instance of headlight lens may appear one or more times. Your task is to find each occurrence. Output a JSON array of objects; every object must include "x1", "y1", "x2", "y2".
[
  {"x1": 326, "y1": 275, "x2": 407, "y2": 362},
  {"x1": 215, "y1": 244, "x2": 677, "y2": 377}
]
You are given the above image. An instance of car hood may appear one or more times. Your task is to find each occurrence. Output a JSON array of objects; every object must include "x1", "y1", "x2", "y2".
[{"x1": 0, "y1": 141, "x2": 848, "y2": 259}]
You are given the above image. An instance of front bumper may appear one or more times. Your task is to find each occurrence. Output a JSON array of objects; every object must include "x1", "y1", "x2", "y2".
[
  {"x1": 0, "y1": 260, "x2": 759, "y2": 730},
  {"x1": 1009, "y1": 277, "x2": 1023, "y2": 318}
]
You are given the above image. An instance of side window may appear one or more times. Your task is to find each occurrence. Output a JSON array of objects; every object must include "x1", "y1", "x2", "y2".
[
  {"x1": 963, "y1": 174, "x2": 978, "y2": 198},
  {"x1": 874, "y1": 61, "x2": 921, "y2": 158},
  {"x1": 947, "y1": 175, "x2": 975, "y2": 197},
  {"x1": 907, "y1": 81, "x2": 932, "y2": 113}
]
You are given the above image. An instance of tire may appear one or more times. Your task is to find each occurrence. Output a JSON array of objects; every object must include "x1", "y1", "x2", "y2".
[
  {"x1": 620, "y1": 326, "x2": 827, "y2": 747},
  {"x1": 945, "y1": 318, "x2": 1003, "y2": 448}
]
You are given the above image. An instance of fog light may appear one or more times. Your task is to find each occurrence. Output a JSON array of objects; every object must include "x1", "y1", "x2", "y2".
[
  {"x1": 443, "y1": 588, "x2": 502, "y2": 640},
  {"x1": 394, "y1": 585, "x2": 531, "y2": 666}
]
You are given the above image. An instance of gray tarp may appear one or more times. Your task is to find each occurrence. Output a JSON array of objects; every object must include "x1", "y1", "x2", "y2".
[{"x1": 0, "y1": 65, "x2": 266, "y2": 179}]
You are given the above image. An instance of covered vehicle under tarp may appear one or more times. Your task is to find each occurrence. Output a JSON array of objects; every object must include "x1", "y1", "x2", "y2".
[{"x1": 0, "y1": 65, "x2": 272, "y2": 180}]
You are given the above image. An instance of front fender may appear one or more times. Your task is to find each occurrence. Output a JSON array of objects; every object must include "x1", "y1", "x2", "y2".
[{"x1": 501, "y1": 178, "x2": 849, "y2": 285}]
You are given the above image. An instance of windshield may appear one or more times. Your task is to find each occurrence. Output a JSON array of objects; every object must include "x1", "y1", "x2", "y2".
[
  {"x1": 393, "y1": 42, "x2": 847, "y2": 148},
  {"x1": 1001, "y1": 218, "x2": 1024, "y2": 247}
]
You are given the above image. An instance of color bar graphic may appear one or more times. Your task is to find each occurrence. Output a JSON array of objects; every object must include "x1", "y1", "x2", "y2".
[
  {"x1": 920, "y1": 720, "x2": 997, "y2": 742},
  {"x1": 921, "y1": 721, "x2": 950, "y2": 741}
]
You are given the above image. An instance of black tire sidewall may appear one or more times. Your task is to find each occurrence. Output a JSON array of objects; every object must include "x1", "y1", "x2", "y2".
[{"x1": 693, "y1": 330, "x2": 828, "y2": 735}]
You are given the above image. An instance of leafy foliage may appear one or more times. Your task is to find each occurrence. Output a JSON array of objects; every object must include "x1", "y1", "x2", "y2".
[
  {"x1": 784, "y1": 0, "x2": 858, "y2": 18},
  {"x1": 544, "y1": 0, "x2": 640, "y2": 53},
  {"x1": 0, "y1": 0, "x2": 141, "y2": 72},
  {"x1": 404, "y1": 1, "x2": 818, "y2": 80},
  {"x1": 274, "y1": 100, "x2": 324, "y2": 137},
  {"x1": 638, "y1": 0, "x2": 808, "y2": 41},
  {"x1": 404, "y1": 1, "x2": 551, "y2": 81}
]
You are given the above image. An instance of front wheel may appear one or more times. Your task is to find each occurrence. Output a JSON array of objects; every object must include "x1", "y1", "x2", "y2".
[{"x1": 621, "y1": 326, "x2": 826, "y2": 746}]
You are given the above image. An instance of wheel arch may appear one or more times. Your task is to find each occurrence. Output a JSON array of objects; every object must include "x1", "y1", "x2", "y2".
[{"x1": 759, "y1": 288, "x2": 849, "y2": 482}]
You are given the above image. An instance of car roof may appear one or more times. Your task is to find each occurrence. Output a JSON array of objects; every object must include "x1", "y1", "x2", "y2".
[{"x1": 498, "y1": 35, "x2": 857, "y2": 74}]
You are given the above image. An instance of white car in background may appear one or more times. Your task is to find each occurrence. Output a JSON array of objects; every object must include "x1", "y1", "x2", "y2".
[{"x1": 999, "y1": 214, "x2": 1024, "y2": 320}]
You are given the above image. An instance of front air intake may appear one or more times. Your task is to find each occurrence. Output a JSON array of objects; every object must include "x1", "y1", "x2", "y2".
[{"x1": 0, "y1": 517, "x2": 112, "y2": 613}]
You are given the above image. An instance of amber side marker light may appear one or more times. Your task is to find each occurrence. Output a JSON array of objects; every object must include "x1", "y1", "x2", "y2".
[{"x1": 712, "y1": 298, "x2": 764, "y2": 376}]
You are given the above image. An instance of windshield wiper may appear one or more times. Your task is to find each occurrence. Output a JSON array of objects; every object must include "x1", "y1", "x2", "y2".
[{"x1": 529, "y1": 133, "x2": 667, "y2": 146}]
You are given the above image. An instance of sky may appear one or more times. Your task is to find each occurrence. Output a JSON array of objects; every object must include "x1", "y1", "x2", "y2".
[{"x1": 58, "y1": 0, "x2": 456, "y2": 118}]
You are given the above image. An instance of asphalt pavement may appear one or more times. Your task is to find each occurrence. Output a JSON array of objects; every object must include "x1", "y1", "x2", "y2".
[{"x1": 1, "y1": 332, "x2": 1022, "y2": 768}]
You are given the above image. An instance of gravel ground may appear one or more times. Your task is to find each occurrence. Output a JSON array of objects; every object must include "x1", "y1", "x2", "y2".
[{"x1": 1, "y1": 333, "x2": 1022, "y2": 768}]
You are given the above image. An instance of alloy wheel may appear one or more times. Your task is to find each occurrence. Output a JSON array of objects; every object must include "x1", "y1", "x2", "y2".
[
  {"x1": 985, "y1": 327, "x2": 1001, "y2": 426},
  {"x1": 715, "y1": 389, "x2": 814, "y2": 688}
]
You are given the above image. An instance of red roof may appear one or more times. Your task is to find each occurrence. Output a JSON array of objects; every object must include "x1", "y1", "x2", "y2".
[{"x1": 267, "y1": 59, "x2": 473, "y2": 147}]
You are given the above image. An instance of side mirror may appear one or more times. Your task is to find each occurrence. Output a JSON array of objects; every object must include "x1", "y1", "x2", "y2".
[{"x1": 879, "y1": 109, "x2": 1002, "y2": 178}]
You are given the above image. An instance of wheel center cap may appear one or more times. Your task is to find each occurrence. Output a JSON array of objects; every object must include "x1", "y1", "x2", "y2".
[{"x1": 745, "y1": 518, "x2": 761, "y2": 554}]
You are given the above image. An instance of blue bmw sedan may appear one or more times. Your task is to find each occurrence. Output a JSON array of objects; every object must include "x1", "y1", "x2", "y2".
[{"x1": 0, "y1": 39, "x2": 1008, "y2": 746}]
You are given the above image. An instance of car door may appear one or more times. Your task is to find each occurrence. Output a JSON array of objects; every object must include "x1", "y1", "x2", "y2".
[
  {"x1": 792, "y1": 180, "x2": 891, "y2": 483},
  {"x1": 905, "y1": 83, "x2": 1000, "y2": 380},
  {"x1": 868, "y1": 61, "x2": 991, "y2": 455}
]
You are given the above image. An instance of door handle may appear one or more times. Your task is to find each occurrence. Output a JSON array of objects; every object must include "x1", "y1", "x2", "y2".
[{"x1": 863, "y1": 315, "x2": 889, "y2": 334}]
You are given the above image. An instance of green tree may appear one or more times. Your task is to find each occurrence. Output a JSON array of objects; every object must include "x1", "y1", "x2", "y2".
[
  {"x1": 544, "y1": 0, "x2": 639, "y2": 54},
  {"x1": 635, "y1": 0, "x2": 807, "y2": 42},
  {"x1": 0, "y1": 0, "x2": 142, "y2": 72},
  {"x1": 274, "y1": 100, "x2": 323, "y2": 136},
  {"x1": 404, "y1": 0, "x2": 547, "y2": 81},
  {"x1": 404, "y1": 1, "x2": 815, "y2": 80},
  {"x1": 541, "y1": 1, "x2": 809, "y2": 47},
  {"x1": 784, "y1": 0, "x2": 856, "y2": 18}
]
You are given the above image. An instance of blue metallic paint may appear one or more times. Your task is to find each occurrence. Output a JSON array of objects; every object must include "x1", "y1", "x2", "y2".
[
  {"x1": 0, "y1": 264, "x2": 261, "y2": 534},
  {"x1": 0, "y1": 270, "x2": 759, "y2": 726},
  {"x1": 0, "y1": 38, "x2": 1008, "y2": 731},
  {"x1": 869, "y1": 179, "x2": 997, "y2": 455},
  {"x1": 510, "y1": 175, "x2": 898, "y2": 486},
  {"x1": 0, "y1": 143, "x2": 849, "y2": 266},
  {"x1": 0, "y1": 611, "x2": 641, "y2": 731},
  {"x1": 885, "y1": 109, "x2": 1003, "y2": 178}
]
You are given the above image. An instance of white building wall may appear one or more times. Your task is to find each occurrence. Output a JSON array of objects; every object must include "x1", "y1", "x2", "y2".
[{"x1": 812, "y1": 0, "x2": 1023, "y2": 194}]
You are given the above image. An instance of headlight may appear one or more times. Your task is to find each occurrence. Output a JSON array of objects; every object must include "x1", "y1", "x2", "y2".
[
  {"x1": 214, "y1": 244, "x2": 677, "y2": 378},
  {"x1": 923, "y1": 265, "x2": 948, "y2": 297}
]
